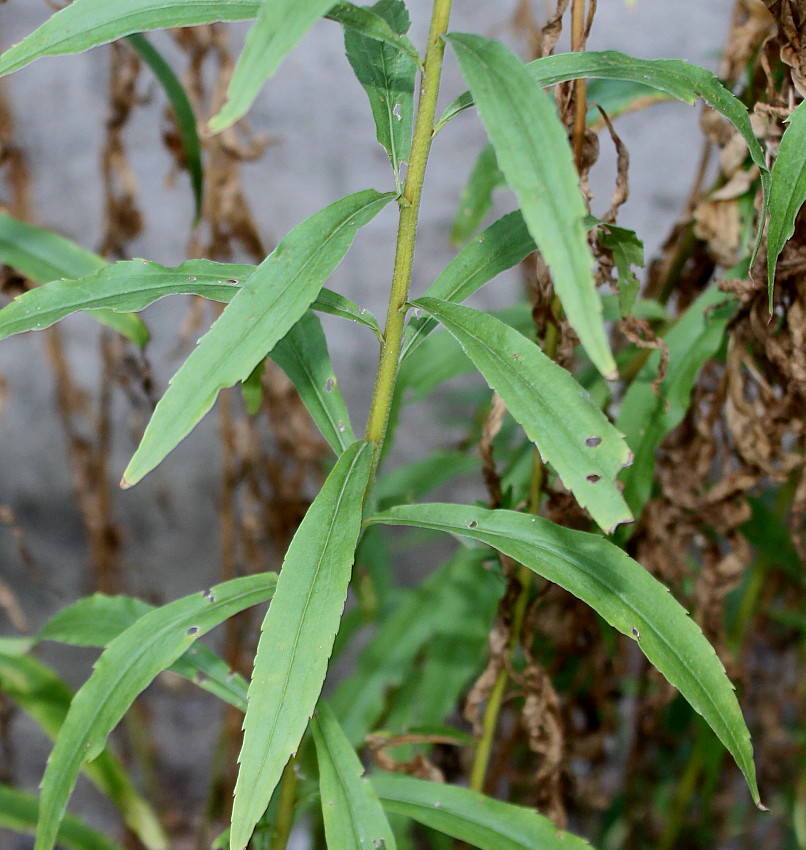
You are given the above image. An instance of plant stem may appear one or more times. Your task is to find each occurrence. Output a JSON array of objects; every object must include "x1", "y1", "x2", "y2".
[
  {"x1": 469, "y1": 301, "x2": 560, "y2": 793},
  {"x1": 364, "y1": 0, "x2": 454, "y2": 471},
  {"x1": 571, "y1": 0, "x2": 588, "y2": 169},
  {"x1": 270, "y1": 756, "x2": 297, "y2": 850}
]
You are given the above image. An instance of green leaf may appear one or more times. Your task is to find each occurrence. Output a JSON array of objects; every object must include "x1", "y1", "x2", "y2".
[
  {"x1": 439, "y1": 48, "x2": 769, "y2": 266},
  {"x1": 122, "y1": 190, "x2": 393, "y2": 487},
  {"x1": 373, "y1": 774, "x2": 591, "y2": 850},
  {"x1": 34, "y1": 573, "x2": 278, "y2": 850},
  {"x1": 210, "y1": 0, "x2": 338, "y2": 132},
  {"x1": 450, "y1": 143, "x2": 505, "y2": 246},
  {"x1": 367, "y1": 503, "x2": 761, "y2": 807},
  {"x1": 344, "y1": 0, "x2": 417, "y2": 190},
  {"x1": 126, "y1": 34, "x2": 203, "y2": 223},
  {"x1": 401, "y1": 211, "x2": 535, "y2": 363},
  {"x1": 446, "y1": 34, "x2": 616, "y2": 380},
  {"x1": 374, "y1": 450, "x2": 480, "y2": 509},
  {"x1": 270, "y1": 311, "x2": 356, "y2": 454},
  {"x1": 0, "y1": 258, "x2": 379, "y2": 340},
  {"x1": 616, "y1": 286, "x2": 735, "y2": 521},
  {"x1": 327, "y1": 2, "x2": 419, "y2": 63},
  {"x1": 0, "y1": 0, "x2": 264, "y2": 78},
  {"x1": 586, "y1": 77, "x2": 675, "y2": 125},
  {"x1": 0, "y1": 0, "x2": 416, "y2": 79},
  {"x1": 241, "y1": 357, "x2": 267, "y2": 415},
  {"x1": 0, "y1": 784, "x2": 123, "y2": 850},
  {"x1": 589, "y1": 217, "x2": 644, "y2": 316},
  {"x1": 330, "y1": 547, "x2": 496, "y2": 745},
  {"x1": 312, "y1": 701, "x2": 397, "y2": 850},
  {"x1": 411, "y1": 298, "x2": 632, "y2": 532},
  {"x1": 0, "y1": 652, "x2": 167, "y2": 850},
  {"x1": 0, "y1": 213, "x2": 148, "y2": 346},
  {"x1": 38, "y1": 594, "x2": 152, "y2": 646},
  {"x1": 231, "y1": 441, "x2": 372, "y2": 850},
  {"x1": 38, "y1": 591, "x2": 251, "y2": 712},
  {"x1": 766, "y1": 99, "x2": 806, "y2": 306}
]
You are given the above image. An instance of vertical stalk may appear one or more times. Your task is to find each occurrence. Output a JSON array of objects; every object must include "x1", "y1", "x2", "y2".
[
  {"x1": 571, "y1": 0, "x2": 588, "y2": 169},
  {"x1": 364, "y1": 0, "x2": 454, "y2": 469},
  {"x1": 469, "y1": 308, "x2": 559, "y2": 793},
  {"x1": 270, "y1": 756, "x2": 298, "y2": 850}
]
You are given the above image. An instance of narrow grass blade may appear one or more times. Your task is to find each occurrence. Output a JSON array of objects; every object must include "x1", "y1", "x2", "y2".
[
  {"x1": 231, "y1": 441, "x2": 372, "y2": 850},
  {"x1": 450, "y1": 142, "x2": 505, "y2": 245},
  {"x1": 412, "y1": 298, "x2": 632, "y2": 532},
  {"x1": 0, "y1": 652, "x2": 167, "y2": 850},
  {"x1": 616, "y1": 286, "x2": 735, "y2": 521},
  {"x1": 446, "y1": 33, "x2": 616, "y2": 380},
  {"x1": 312, "y1": 701, "x2": 397, "y2": 850},
  {"x1": 766, "y1": 99, "x2": 806, "y2": 306},
  {"x1": 126, "y1": 34, "x2": 203, "y2": 222},
  {"x1": 122, "y1": 190, "x2": 393, "y2": 487},
  {"x1": 0, "y1": 213, "x2": 147, "y2": 346},
  {"x1": 210, "y1": 0, "x2": 337, "y2": 132},
  {"x1": 0, "y1": 784, "x2": 123, "y2": 850},
  {"x1": 34, "y1": 574, "x2": 278, "y2": 850},
  {"x1": 368, "y1": 503, "x2": 761, "y2": 807},
  {"x1": 344, "y1": 0, "x2": 417, "y2": 189},
  {"x1": 373, "y1": 774, "x2": 591, "y2": 850},
  {"x1": 271, "y1": 311, "x2": 356, "y2": 454},
  {"x1": 401, "y1": 210, "x2": 534, "y2": 362}
]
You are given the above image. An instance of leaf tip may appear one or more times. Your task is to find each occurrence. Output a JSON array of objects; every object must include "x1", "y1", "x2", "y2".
[{"x1": 119, "y1": 475, "x2": 133, "y2": 490}]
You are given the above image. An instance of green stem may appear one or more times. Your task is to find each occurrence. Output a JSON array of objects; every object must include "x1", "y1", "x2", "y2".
[
  {"x1": 364, "y1": 0, "x2": 454, "y2": 471},
  {"x1": 270, "y1": 756, "x2": 297, "y2": 850},
  {"x1": 469, "y1": 299, "x2": 560, "y2": 792}
]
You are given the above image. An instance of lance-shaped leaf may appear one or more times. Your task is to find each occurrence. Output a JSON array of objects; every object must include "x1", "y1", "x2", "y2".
[
  {"x1": 0, "y1": 258, "x2": 380, "y2": 340},
  {"x1": 345, "y1": 0, "x2": 417, "y2": 190},
  {"x1": 34, "y1": 574, "x2": 278, "y2": 850},
  {"x1": 38, "y1": 593, "x2": 250, "y2": 712},
  {"x1": 450, "y1": 142, "x2": 506, "y2": 246},
  {"x1": 126, "y1": 34, "x2": 203, "y2": 222},
  {"x1": 0, "y1": 0, "x2": 416, "y2": 79},
  {"x1": 210, "y1": 0, "x2": 338, "y2": 132},
  {"x1": 327, "y1": 3, "x2": 419, "y2": 63},
  {"x1": 330, "y1": 547, "x2": 496, "y2": 745},
  {"x1": 401, "y1": 210, "x2": 534, "y2": 363},
  {"x1": 367, "y1": 503, "x2": 761, "y2": 808},
  {"x1": 0, "y1": 653, "x2": 167, "y2": 850},
  {"x1": 767, "y1": 99, "x2": 806, "y2": 306},
  {"x1": 373, "y1": 774, "x2": 591, "y2": 850},
  {"x1": 122, "y1": 190, "x2": 393, "y2": 487},
  {"x1": 271, "y1": 311, "x2": 355, "y2": 454},
  {"x1": 616, "y1": 286, "x2": 736, "y2": 522},
  {"x1": 312, "y1": 701, "x2": 397, "y2": 850},
  {"x1": 439, "y1": 48, "x2": 769, "y2": 265},
  {"x1": 446, "y1": 33, "x2": 615, "y2": 379},
  {"x1": 411, "y1": 298, "x2": 632, "y2": 532},
  {"x1": 0, "y1": 213, "x2": 147, "y2": 346},
  {"x1": 231, "y1": 441, "x2": 372, "y2": 850},
  {"x1": 0, "y1": 784, "x2": 123, "y2": 850}
]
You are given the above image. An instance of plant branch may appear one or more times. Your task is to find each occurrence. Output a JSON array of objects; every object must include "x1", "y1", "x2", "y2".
[{"x1": 364, "y1": 0, "x2": 454, "y2": 472}]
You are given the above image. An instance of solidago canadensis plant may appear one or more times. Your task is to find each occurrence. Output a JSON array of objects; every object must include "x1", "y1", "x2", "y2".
[{"x1": 1, "y1": 1, "x2": 804, "y2": 849}]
